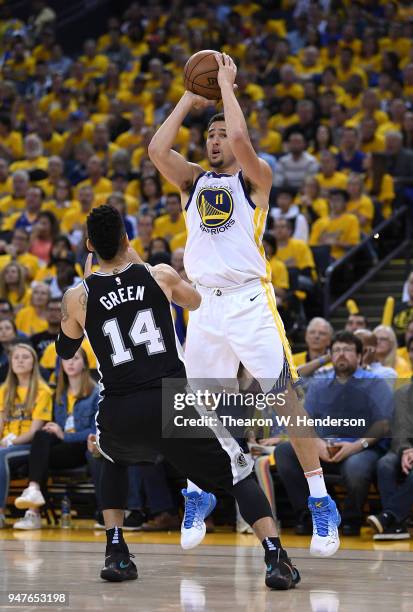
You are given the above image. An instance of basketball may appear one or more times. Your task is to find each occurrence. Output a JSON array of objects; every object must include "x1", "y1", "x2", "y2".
[{"x1": 184, "y1": 50, "x2": 221, "y2": 100}]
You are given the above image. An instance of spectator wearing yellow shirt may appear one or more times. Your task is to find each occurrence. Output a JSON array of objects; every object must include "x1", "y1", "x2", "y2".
[
  {"x1": 80, "y1": 39, "x2": 109, "y2": 79},
  {"x1": 0, "y1": 263, "x2": 30, "y2": 310},
  {"x1": 64, "y1": 60, "x2": 89, "y2": 93},
  {"x1": 3, "y1": 185, "x2": 44, "y2": 234},
  {"x1": 296, "y1": 176, "x2": 329, "y2": 222},
  {"x1": 364, "y1": 153, "x2": 395, "y2": 220},
  {"x1": 0, "y1": 170, "x2": 29, "y2": 215},
  {"x1": 40, "y1": 337, "x2": 97, "y2": 380},
  {"x1": 308, "y1": 125, "x2": 339, "y2": 161},
  {"x1": 13, "y1": 348, "x2": 99, "y2": 530},
  {"x1": 114, "y1": 108, "x2": 144, "y2": 153},
  {"x1": 268, "y1": 97, "x2": 299, "y2": 136},
  {"x1": 37, "y1": 156, "x2": 65, "y2": 198},
  {"x1": 297, "y1": 45, "x2": 323, "y2": 78},
  {"x1": 397, "y1": 320, "x2": 413, "y2": 364},
  {"x1": 0, "y1": 228, "x2": 40, "y2": 281},
  {"x1": 15, "y1": 282, "x2": 50, "y2": 336},
  {"x1": 92, "y1": 123, "x2": 120, "y2": 168},
  {"x1": 359, "y1": 118, "x2": 385, "y2": 154},
  {"x1": 255, "y1": 108, "x2": 282, "y2": 155},
  {"x1": 36, "y1": 116, "x2": 64, "y2": 157},
  {"x1": 130, "y1": 214, "x2": 154, "y2": 261},
  {"x1": 273, "y1": 218, "x2": 315, "y2": 272},
  {"x1": 10, "y1": 134, "x2": 48, "y2": 174},
  {"x1": 293, "y1": 317, "x2": 333, "y2": 369},
  {"x1": 0, "y1": 159, "x2": 12, "y2": 198},
  {"x1": 43, "y1": 178, "x2": 79, "y2": 222},
  {"x1": 75, "y1": 156, "x2": 112, "y2": 197},
  {"x1": 154, "y1": 193, "x2": 185, "y2": 241},
  {"x1": 310, "y1": 189, "x2": 360, "y2": 260},
  {"x1": 117, "y1": 75, "x2": 152, "y2": 114},
  {"x1": 61, "y1": 111, "x2": 95, "y2": 160},
  {"x1": 374, "y1": 325, "x2": 412, "y2": 381},
  {"x1": 315, "y1": 151, "x2": 348, "y2": 195},
  {"x1": 336, "y1": 47, "x2": 367, "y2": 87},
  {"x1": 358, "y1": 36, "x2": 381, "y2": 75},
  {"x1": 346, "y1": 174, "x2": 374, "y2": 233},
  {"x1": 275, "y1": 64, "x2": 304, "y2": 100},
  {"x1": 349, "y1": 90, "x2": 389, "y2": 129},
  {"x1": 262, "y1": 232, "x2": 289, "y2": 307},
  {"x1": 49, "y1": 88, "x2": 78, "y2": 132},
  {"x1": 0, "y1": 343, "x2": 53, "y2": 527},
  {"x1": 0, "y1": 115, "x2": 23, "y2": 161},
  {"x1": 4, "y1": 41, "x2": 35, "y2": 83},
  {"x1": 61, "y1": 184, "x2": 94, "y2": 238}
]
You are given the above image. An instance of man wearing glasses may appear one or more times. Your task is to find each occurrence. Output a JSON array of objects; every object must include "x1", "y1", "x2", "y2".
[{"x1": 275, "y1": 331, "x2": 393, "y2": 537}]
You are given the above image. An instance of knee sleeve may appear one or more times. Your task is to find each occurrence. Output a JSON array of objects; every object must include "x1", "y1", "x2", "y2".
[
  {"x1": 99, "y1": 459, "x2": 129, "y2": 510},
  {"x1": 231, "y1": 474, "x2": 273, "y2": 526}
]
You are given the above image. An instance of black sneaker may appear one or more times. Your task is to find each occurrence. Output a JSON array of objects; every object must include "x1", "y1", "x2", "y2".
[
  {"x1": 100, "y1": 552, "x2": 138, "y2": 582},
  {"x1": 367, "y1": 511, "x2": 393, "y2": 534},
  {"x1": 123, "y1": 510, "x2": 146, "y2": 531},
  {"x1": 265, "y1": 548, "x2": 301, "y2": 590},
  {"x1": 367, "y1": 512, "x2": 410, "y2": 540}
]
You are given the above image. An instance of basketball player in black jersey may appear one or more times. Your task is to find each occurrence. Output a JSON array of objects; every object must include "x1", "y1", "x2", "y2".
[{"x1": 55, "y1": 205, "x2": 301, "y2": 590}]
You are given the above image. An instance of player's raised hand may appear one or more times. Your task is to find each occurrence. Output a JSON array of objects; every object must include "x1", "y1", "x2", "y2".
[
  {"x1": 215, "y1": 52, "x2": 237, "y2": 89},
  {"x1": 84, "y1": 252, "x2": 93, "y2": 278},
  {"x1": 183, "y1": 90, "x2": 215, "y2": 110}
]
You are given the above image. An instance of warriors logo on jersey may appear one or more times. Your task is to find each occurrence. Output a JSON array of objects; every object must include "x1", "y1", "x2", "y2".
[{"x1": 196, "y1": 186, "x2": 235, "y2": 233}]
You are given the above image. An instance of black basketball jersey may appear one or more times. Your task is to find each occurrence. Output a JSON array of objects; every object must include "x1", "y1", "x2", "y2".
[{"x1": 83, "y1": 263, "x2": 185, "y2": 396}]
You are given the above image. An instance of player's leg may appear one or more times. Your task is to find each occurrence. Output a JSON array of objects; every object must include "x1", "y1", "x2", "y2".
[
  {"x1": 182, "y1": 298, "x2": 239, "y2": 548},
  {"x1": 161, "y1": 417, "x2": 300, "y2": 590},
  {"x1": 227, "y1": 282, "x2": 340, "y2": 557},
  {"x1": 99, "y1": 457, "x2": 138, "y2": 582}
]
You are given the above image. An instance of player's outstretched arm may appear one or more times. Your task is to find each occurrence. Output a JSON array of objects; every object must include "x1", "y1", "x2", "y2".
[
  {"x1": 148, "y1": 91, "x2": 210, "y2": 192},
  {"x1": 151, "y1": 264, "x2": 201, "y2": 311},
  {"x1": 215, "y1": 53, "x2": 272, "y2": 204},
  {"x1": 56, "y1": 285, "x2": 85, "y2": 359}
]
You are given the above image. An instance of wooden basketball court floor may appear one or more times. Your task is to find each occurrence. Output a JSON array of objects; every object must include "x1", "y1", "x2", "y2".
[{"x1": 0, "y1": 524, "x2": 412, "y2": 611}]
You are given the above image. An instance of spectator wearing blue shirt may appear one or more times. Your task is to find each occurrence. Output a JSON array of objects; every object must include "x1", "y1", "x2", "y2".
[
  {"x1": 275, "y1": 331, "x2": 393, "y2": 536},
  {"x1": 337, "y1": 127, "x2": 365, "y2": 174},
  {"x1": 13, "y1": 185, "x2": 43, "y2": 233}
]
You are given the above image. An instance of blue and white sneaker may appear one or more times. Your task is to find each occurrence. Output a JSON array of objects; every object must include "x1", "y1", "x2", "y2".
[
  {"x1": 180, "y1": 489, "x2": 216, "y2": 550},
  {"x1": 308, "y1": 495, "x2": 341, "y2": 557}
]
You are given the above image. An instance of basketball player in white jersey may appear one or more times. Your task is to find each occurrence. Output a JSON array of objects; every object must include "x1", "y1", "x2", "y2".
[{"x1": 149, "y1": 53, "x2": 341, "y2": 557}]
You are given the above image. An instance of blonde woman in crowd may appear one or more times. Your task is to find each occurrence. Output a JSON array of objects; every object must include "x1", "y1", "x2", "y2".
[
  {"x1": 373, "y1": 325, "x2": 412, "y2": 381},
  {"x1": 15, "y1": 282, "x2": 50, "y2": 335},
  {"x1": 0, "y1": 343, "x2": 52, "y2": 527},
  {"x1": 0, "y1": 262, "x2": 29, "y2": 311}
]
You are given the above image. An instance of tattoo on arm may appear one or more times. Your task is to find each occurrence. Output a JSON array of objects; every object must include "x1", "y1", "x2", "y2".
[
  {"x1": 79, "y1": 291, "x2": 88, "y2": 311},
  {"x1": 61, "y1": 293, "x2": 69, "y2": 322},
  {"x1": 112, "y1": 268, "x2": 120, "y2": 274}
]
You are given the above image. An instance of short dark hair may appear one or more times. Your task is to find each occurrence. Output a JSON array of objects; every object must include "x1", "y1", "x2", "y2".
[
  {"x1": 87, "y1": 205, "x2": 126, "y2": 261},
  {"x1": 207, "y1": 113, "x2": 225, "y2": 130},
  {"x1": 47, "y1": 297, "x2": 62, "y2": 307},
  {"x1": 0, "y1": 298, "x2": 12, "y2": 311},
  {"x1": 263, "y1": 231, "x2": 277, "y2": 256},
  {"x1": 331, "y1": 330, "x2": 363, "y2": 355},
  {"x1": 166, "y1": 191, "x2": 181, "y2": 203}
]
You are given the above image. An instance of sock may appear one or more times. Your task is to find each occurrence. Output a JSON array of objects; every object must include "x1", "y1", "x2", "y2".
[
  {"x1": 105, "y1": 526, "x2": 129, "y2": 556},
  {"x1": 187, "y1": 480, "x2": 203, "y2": 494},
  {"x1": 262, "y1": 536, "x2": 282, "y2": 560},
  {"x1": 305, "y1": 468, "x2": 328, "y2": 498}
]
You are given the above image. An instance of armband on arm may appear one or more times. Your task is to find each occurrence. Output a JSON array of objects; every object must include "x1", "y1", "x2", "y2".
[{"x1": 55, "y1": 328, "x2": 84, "y2": 360}]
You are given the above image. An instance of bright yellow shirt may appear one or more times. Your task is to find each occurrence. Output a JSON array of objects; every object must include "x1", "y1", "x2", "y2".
[
  {"x1": 276, "y1": 239, "x2": 315, "y2": 270},
  {"x1": 293, "y1": 351, "x2": 308, "y2": 368},
  {"x1": 15, "y1": 306, "x2": 48, "y2": 336},
  {"x1": 364, "y1": 174, "x2": 394, "y2": 218},
  {"x1": 270, "y1": 257, "x2": 289, "y2": 290},
  {"x1": 346, "y1": 195, "x2": 374, "y2": 233},
  {"x1": 315, "y1": 171, "x2": 348, "y2": 192},
  {"x1": 0, "y1": 382, "x2": 53, "y2": 437},
  {"x1": 40, "y1": 338, "x2": 97, "y2": 371},
  {"x1": 154, "y1": 214, "x2": 186, "y2": 240},
  {"x1": 274, "y1": 83, "x2": 304, "y2": 100},
  {"x1": 115, "y1": 130, "x2": 142, "y2": 151},
  {"x1": 309, "y1": 213, "x2": 360, "y2": 259},
  {"x1": 43, "y1": 199, "x2": 80, "y2": 221},
  {"x1": 259, "y1": 130, "x2": 282, "y2": 155},
  {"x1": 39, "y1": 132, "x2": 64, "y2": 156},
  {"x1": 0, "y1": 131, "x2": 23, "y2": 159},
  {"x1": 75, "y1": 177, "x2": 112, "y2": 197},
  {"x1": 359, "y1": 135, "x2": 385, "y2": 154},
  {"x1": 0, "y1": 253, "x2": 40, "y2": 281},
  {"x1": 61, "y1": 209, "x2": 88, "y2": 234},
  {"x1": 79, "y1": 53, "x2": 109, "y2": 78},
  {"x1": 0, "y1": 195, "x2": 26, "y2": 215},
  {"x1": 0, "y1": 177, "x2": 13, "y2": 198},
  {"x1": 170, "y1": 231, "x2": 187, "y2": 252},
  {"x1": 10, "y1": 157, "x2": 49, "y2": 173}
]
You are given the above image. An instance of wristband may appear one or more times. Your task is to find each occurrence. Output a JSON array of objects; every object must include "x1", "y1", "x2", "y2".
[{"x1": 318, "y1": 356, "x2": 327, "y2": 366}]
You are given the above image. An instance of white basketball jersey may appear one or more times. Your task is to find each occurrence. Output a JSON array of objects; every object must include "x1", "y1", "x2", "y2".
[{"x1": 183, "y1": 170, "x2": 271, "y2": 287}]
